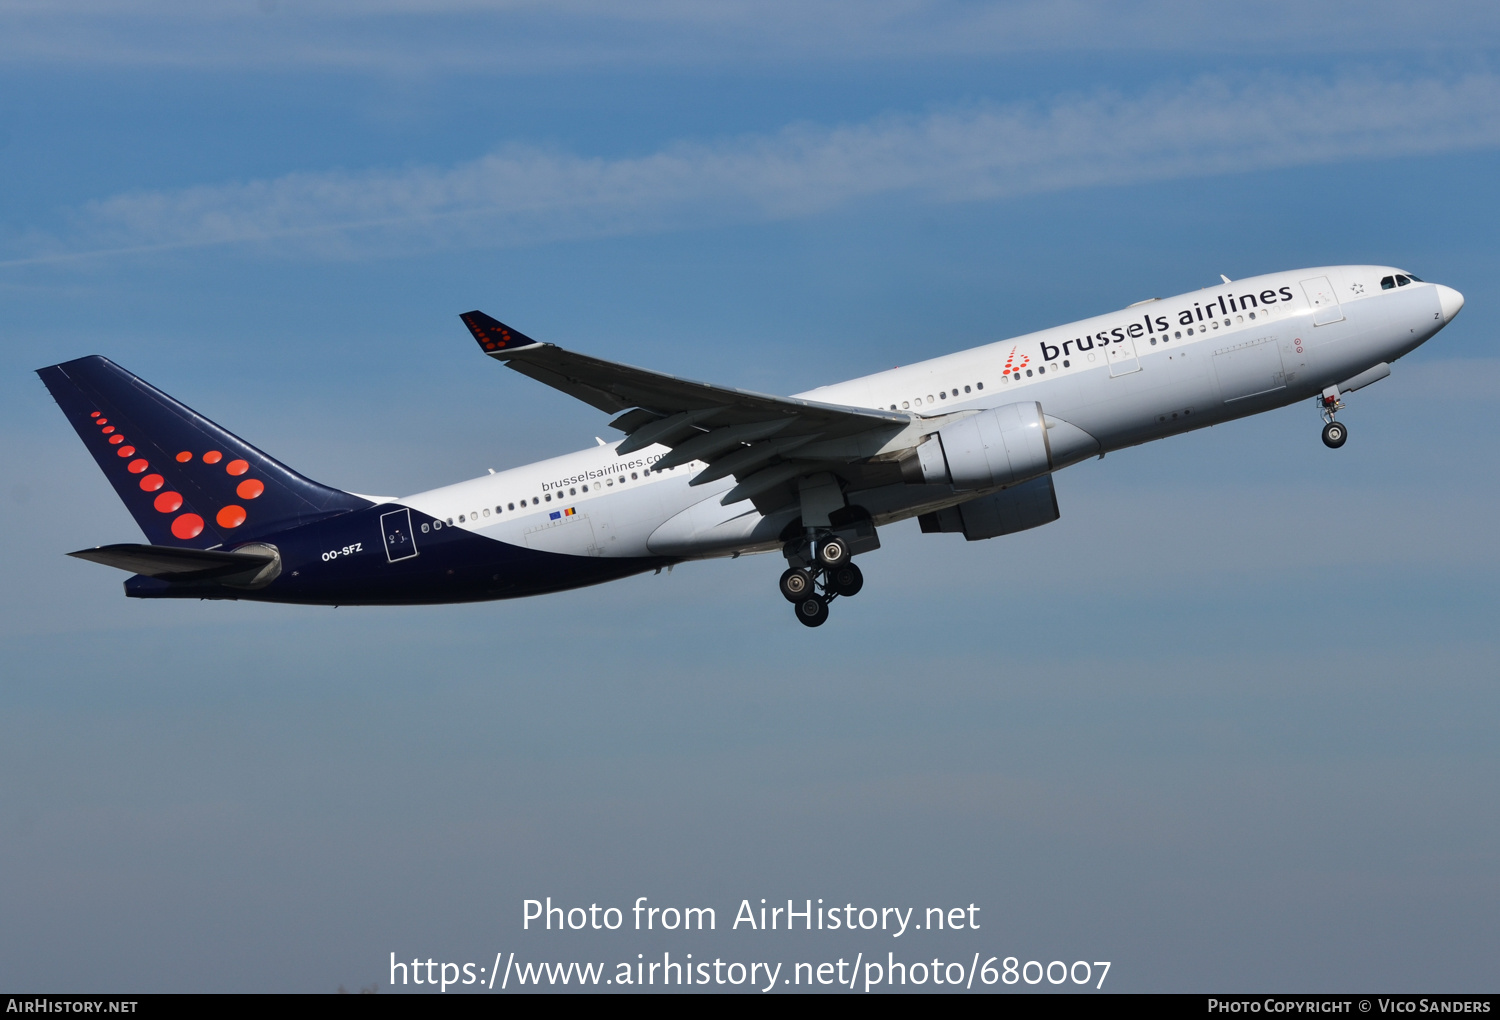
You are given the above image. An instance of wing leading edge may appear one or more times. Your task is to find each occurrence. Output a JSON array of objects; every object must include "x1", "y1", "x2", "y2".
[{"x1": 459, "y1": 311, "x2": 915, "y2": 508}]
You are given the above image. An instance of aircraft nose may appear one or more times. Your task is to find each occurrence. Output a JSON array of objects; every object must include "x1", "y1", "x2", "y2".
[{"x1": 1436, "y1": 284, "x2": 1465, "y2": 323}]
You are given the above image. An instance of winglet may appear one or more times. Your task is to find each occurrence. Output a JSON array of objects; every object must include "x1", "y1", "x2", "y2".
[{"x1": 460, "y1": 311, "x2": 542, "y2": 354}]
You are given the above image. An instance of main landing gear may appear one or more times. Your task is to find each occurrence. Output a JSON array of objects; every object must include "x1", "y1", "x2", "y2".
[
  {"x1": 779, "y1": 534, "x2": 864, "y2": 628},
  {"x1": 1319, "y1": 388, "x2": 1348, "y2": 449}
]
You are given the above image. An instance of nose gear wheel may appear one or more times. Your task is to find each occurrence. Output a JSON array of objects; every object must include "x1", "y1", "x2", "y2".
[{"x1": 1318, "y1": 391, "x2": 1348, "y2": 449}]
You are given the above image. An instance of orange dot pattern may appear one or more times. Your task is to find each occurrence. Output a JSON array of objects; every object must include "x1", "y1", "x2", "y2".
[
  {"x1": 88, "y1": 410, "x2": 267, "y2": 544},
  {"x1": 172, "y1": 514, "x2": 204, "y2": 540}
]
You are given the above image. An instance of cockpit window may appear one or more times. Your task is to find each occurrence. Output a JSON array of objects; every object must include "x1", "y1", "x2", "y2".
[
  {"x1": 1380, "y1": 276, "x2": 1395, "y2": 290},
  {"x1": 1396, "y1": 275, "x2": 1411, "y2": 287},
  {"x1": 1406, "y1": 273, "x2": 1423, "y2": 282}
]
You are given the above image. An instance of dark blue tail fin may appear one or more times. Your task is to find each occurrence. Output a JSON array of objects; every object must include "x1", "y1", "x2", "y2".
[{"x1": 38, "y1": 356, "x2": 370, "y2": 548}]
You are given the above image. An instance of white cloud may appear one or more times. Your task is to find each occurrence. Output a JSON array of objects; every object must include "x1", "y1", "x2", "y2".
[{"x1": 11, "y1": 71, "x2": 1500, "y2": 264}]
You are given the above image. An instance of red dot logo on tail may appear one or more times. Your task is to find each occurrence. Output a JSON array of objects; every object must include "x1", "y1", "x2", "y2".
[
  {"x1": 203, "y1": 451, "x2": 222, "y2": 464},
  {"x1": 216, "y1": 505, "x2": 246, "y2": 529},
  {"x1": 154, "y1": 491, "x2": 183, "y2": 514},
  {"x1": 171, "y1": 514, "x2": 203, "y2": 540}
]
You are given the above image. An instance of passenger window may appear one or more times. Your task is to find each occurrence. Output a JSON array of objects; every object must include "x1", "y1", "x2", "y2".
[
  {"x1": 508, "y1": 502, "x2": 515, "y2": 510},
  {"x1": 544, "y1": 493, "x2": 551, "y2": 501},
  {"x1": 902, "y1": 401, "x2": 909, "y2": 409},
  {"x1": 1380, "y1": 276, "x2": 1395, "y2": 290},
  {"x1": 421, "y1": 523, "x2": 430, "y2": 533},
  {"x1": 570, "y1": 487, "x2": 577, "y2": 495},
  {"x1": 458, "y1": 514, "x2": 465, "y2": 522},
  {"x1": 631, "y1": 472, "x2": 638, "y2": 479},
  {"x1": 939, "y1": 391, "x2": 947, "y2": 399},
  {"x1": 483, "y1": 508, "x2": 490, "y2": 517},
  {"x1": 976, "y1": 382, "x2": 983, "y2": 390},
  {"x1": 964, "y1": 385, "x2": 971, "y2": 393}
]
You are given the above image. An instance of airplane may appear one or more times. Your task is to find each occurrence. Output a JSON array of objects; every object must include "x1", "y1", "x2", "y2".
[{"x1": 39, "y1": 265, "x2": 1463, "y2": 627}]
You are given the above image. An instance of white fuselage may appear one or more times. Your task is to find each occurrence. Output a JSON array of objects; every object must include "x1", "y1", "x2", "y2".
[{"x1": 401, "y1": 266, "x2": 1454, "y2": 562}]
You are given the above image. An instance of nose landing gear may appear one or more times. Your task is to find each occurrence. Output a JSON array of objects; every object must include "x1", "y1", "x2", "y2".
[
  {"x1": 1319, "y1": 388, "x2": 1348, "y2": 449},
  {"x1": 781, "y1": 533, "x2": 864, "y2": 627}
]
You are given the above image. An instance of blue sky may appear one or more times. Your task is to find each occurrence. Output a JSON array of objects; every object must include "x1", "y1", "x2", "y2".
[{"x1": 2, "y1": 1, "x2": 1498, "y2": 992}]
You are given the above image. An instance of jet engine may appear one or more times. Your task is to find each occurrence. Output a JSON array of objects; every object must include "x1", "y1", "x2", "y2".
[{"x1": 902, "y1": 400, "x2": 1052, "y2": 489}]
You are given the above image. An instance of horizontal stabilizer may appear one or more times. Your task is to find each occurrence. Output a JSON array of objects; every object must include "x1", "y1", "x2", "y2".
[{"x1": 69, "y1": 543, "x2": 276, "y2": 580}]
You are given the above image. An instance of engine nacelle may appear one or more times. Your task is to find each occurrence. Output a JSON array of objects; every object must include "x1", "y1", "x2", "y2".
[
  {"x1": 918, "y1": 473, "x2": 1059, "y2": 541},
  {"x1": 904, "y1": 400, "x2": 1052, "y2": 490}
]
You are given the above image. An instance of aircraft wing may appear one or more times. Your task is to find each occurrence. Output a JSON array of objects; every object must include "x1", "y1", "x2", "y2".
[{"x1": 460, "y1": 311, "x2": 913, "y2": 506}]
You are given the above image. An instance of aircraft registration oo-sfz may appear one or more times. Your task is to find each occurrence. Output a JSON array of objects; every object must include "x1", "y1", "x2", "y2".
[{"x1": 42, "y1": 265, "x2": 1463, "y2": 627}]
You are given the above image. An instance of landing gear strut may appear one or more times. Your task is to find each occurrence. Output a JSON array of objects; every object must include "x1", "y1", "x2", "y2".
[
  {"x1": 781, "y1": 532, "x2": 863, "y2": 627},
  {"x1": 1319, "y1": 388, "x2": 1348, "y2": 449}
]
